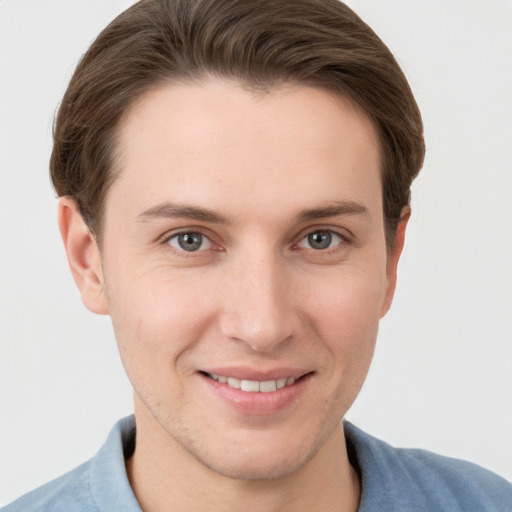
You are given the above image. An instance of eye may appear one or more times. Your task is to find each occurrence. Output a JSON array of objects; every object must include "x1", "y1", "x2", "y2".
[
  {"x1": 167, "y1": 232, "x2": 213, "y2": 252},
  {"x1": 297, "y1": 229, "x2": 344, "y2": 250}
]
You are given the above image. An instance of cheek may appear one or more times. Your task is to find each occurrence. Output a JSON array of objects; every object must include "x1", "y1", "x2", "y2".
[
  {"x1": 309, "y1": 264, "x2": 386, "y2": 334},
  {"x1": 304, "y1": 267, "x2": 385, "y2": 377},
  {"x1": 106, "y1": 269, "x2": 217, "y2": 378}
]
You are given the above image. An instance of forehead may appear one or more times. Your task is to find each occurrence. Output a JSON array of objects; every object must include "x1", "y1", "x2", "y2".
[{"x1": 110, "y1": 79, "x2": 382, "y2": 223}]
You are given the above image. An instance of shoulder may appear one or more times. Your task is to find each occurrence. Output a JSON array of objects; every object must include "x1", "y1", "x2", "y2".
[
  {"x1": 2, "y1": 416, "x2": 139, "y2": 512},
  {"x1": 1, "y1": 461, "x2": 97, "y2": 512},
  {"x1": 344, "y1": 421, "x2": 512, "y2": 512}
]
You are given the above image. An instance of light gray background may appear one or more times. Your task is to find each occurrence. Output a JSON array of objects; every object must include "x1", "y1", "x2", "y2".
[{"x1": 1, "y1": 0, "x2": 511, "y2": 505}]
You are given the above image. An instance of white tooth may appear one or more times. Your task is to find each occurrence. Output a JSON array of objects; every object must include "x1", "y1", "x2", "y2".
[
  {"x1": 260, "y1": 380, "x2": 277, "y2": 392},
  {"x1": 210, "y1": 373, "x2": 219, "y2": 381},
  {"x1": 227, "y1": 377, "x2": 241, "y2": 389},
  {"x1": 218, "y1": 375, "x2": 227, "y2": 383},
  {"x1": 276, "y1": 378, "x2": 287, "y2": 389},
  {"x1": 241, "y1": 380, "x2": 260, "y2": 392},
  {"x1": 286, "y1": 377, "x2": 296, "y2": 386}
]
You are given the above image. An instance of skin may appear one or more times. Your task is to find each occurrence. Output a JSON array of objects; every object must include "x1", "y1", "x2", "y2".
[{"x1": 59, "y1": 79, "x2": 408, "y2": 511}]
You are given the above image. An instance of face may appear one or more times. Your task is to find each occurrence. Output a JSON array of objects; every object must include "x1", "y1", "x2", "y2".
[{"x1": 79, "y1": 79, "x2": 402, "y2": 480}]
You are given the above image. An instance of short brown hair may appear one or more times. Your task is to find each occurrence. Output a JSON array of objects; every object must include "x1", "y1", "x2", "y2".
[{"x1": 50, "y1": 0, "x2": 425, "y2": 249}]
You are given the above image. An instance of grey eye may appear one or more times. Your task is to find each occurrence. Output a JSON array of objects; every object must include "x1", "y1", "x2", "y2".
[
  {"x1": 168, "y1": 232, "x2": 212, "y2": 252},
  {"x1": 298, "y1": 230, "x2": 343, "y2": 250}
]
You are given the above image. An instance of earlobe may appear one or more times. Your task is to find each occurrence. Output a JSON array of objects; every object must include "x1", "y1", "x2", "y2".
[
  {"x1": 381, "y1": 208, "x2": 410, "y2": 317},
  {"x1": 57, "y1": 197, "x2": 109, "y2": 315}
]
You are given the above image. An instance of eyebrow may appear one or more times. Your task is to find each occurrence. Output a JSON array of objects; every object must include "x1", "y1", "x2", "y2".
[
  {"x1": 137, "y1": 203, "x2": 229, "y2": 224},
  {"x1": 136, "y1": 200, "x2": 369, "y2": 224},
  {"x1": 295, "y1": 201, "x2": 369, "y2": 223}
]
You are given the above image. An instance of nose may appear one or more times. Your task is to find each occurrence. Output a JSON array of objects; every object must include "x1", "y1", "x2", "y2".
[{"x1": 219, "y1": 251, "x2": 297, "y2": 353}]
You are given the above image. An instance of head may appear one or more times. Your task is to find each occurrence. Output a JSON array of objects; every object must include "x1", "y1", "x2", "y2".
[
  {"x1": 54, "y1": 0, "x2": 424, "y2": 484},
  {"x1": 51, "y1": 0, "x2": 424, "y2": 250}
]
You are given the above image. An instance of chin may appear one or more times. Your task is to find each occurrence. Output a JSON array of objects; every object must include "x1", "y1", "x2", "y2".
[
  {"x1": 179, "y1": 425, "x2": 330, "y2": 482},
  {"x1": 196, "y1": 447, "x2": 314, "y2": 481}
]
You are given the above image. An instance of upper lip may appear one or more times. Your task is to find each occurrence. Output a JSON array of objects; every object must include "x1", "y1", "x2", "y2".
[{"x1": 200, "y1": 367, "x2": 312, "y2": 381}]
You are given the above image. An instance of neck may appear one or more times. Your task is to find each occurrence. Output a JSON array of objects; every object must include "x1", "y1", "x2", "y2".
[{"x1": 126, "y1": 409, "x2": 360, "y2": 512}]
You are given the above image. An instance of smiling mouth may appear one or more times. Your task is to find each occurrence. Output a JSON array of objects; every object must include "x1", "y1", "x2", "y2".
[{"x1": 201, "y1": 371, "x2": 310, "y2": 392}]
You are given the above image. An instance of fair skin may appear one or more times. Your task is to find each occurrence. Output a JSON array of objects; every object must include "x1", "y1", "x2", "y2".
[{"x1": 59, "y1": 79, "x2": 408, "y2": 511}]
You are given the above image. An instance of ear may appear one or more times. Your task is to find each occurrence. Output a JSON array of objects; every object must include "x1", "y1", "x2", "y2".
[
  {"x1": 380, "y1": 208, "x2": 410, "y2": 317},
  {"x1": 57, "y1": 197, "x2": 109, "y2": 315}
]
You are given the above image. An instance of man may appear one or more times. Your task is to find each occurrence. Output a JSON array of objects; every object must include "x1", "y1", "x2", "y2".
[{"x1": 3, "y1": 0, "x2": 511, "y2": 510}]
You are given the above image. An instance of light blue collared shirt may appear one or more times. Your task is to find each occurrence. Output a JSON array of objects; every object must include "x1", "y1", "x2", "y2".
[{"x1": 4, "y1": 416, "x2": 512, "y2": 511}]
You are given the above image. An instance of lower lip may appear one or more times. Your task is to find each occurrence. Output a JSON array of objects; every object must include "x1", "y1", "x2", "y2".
[{"x1": 199, "y1": 373, "x2": 313, "y2": 415}]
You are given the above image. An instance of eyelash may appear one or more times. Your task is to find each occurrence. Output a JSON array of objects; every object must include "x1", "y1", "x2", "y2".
[
  {"x1": 161, "y1": 229, "x2": 220, "y2": 257},
  {"x1": 294, "y1": 229, "x2": 346, "y2": 252},
  {"x1": 160, "y1": 226, "x2": 351, "y2": 258}
]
